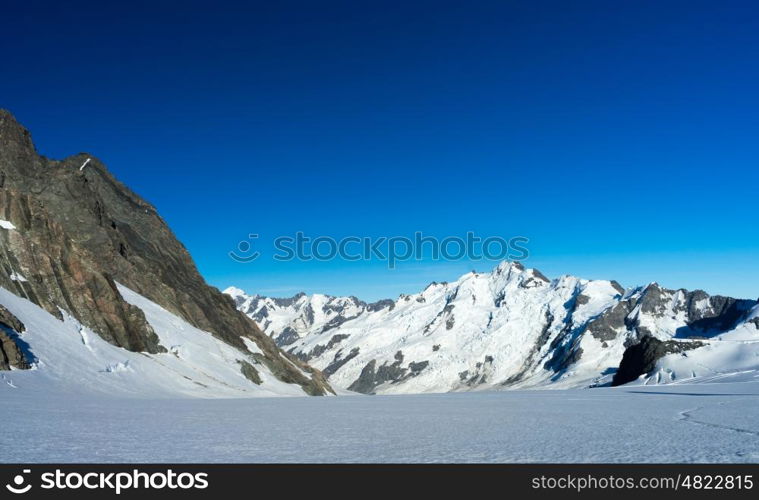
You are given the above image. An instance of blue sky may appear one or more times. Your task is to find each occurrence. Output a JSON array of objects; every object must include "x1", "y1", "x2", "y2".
[{"x1": 2, "y1": 1, "x2": 758, "y2": 300}]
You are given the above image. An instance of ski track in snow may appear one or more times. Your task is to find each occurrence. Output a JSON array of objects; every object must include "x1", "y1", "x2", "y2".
[{"x1": 678, "y1": 401, "x2": 759, "y2": 439}]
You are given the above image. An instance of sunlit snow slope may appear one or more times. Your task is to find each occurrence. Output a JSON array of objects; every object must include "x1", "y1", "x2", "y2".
[
  {"x1": 229, "y1": 262, "x2": 759, "y2": 394},
  {"x1": 0, "y1": 284, "x2": 320, "y2": 398}
]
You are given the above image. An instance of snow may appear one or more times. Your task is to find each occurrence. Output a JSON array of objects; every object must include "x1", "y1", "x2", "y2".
[
  {"x1": 231, "y1": 263, "x2": 759, "y2": 394},
  {"x1": 630, "y1": 302, "x2": 759, "y2": 385},
  {"x1": 231, "y1": 263, "x2": 630, "y2": 392},
  {"x1": 222, "y1": 286, "x2": 247, "y2": 299},
  {"x1": 0, "y1": 284, "x2": 322, "y2": 399},
  {"x1": 241, "y1": 337, "x2": 264, "y2": 355},
  {"x1": 1, "y1": 270, "x2": 758, "y2": 462},
  {"x1": 1, "y1": 378, "x2": 758, "y2": 463},
  {"x1": 9, "y1": 271, "x2": 27, "y2": 282},
  {"x1": 0, "y1": 219, "x2": 16, "y2": 230}
]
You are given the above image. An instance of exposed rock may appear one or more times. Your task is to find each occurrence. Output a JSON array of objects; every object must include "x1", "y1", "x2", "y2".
[
  {"x1": 238, "y1": 360, "x2": 262, "y2": 385},
  {"x1": 348, "y1": 359, "x2": 380, "y2": 394},
  {"x1": 271, "y1": 292, "x2": 306, "y2": 308},
  {"x1": 542, "y1": 293, "x2": 589, "y2": 373},
  {"x1": 679, "y1": 292, "x2": 753, "y2": 334},
  {"x1": 585, "y1": 301, "x2": 634, "y2": 342},
  {"x1": 0, "y1": 304, "x2": 31, "y2": 370},
  {"x1": 610, "y1": 280, "x2": 625, "y2": 295},
  {"x1": 575, "y1": 294, "x2": 590, "y2": 306},
  {"x1": 459, "y1": 355, "x2": 495, "y2": 387},
  {"x1": 323, "y1": 347, "x2": 360, "y2": 377},
  {"x1": 275, "y1": 327, "x2": 300, "y2": 347},
  {"x1": 319, "y1": 315, "x2": 358, "y2": 334},
  {"x1": 520, "y1": 269, "x2": 550, "y2": 288},
  {"x1": 347, "y1": 351, "x2": 430, "y2": 394},
  {"x1": 504, "y1": 310, "x2": 555, "y2": 384},
  {"x1": 408, "y1": 361, "x2": 429, "y2": 374},
  {"x1": 585, "y1": 283, "x2": 755, "y2": 343},
  {"x1": 0, "y1": 328, "x2": 30, "y2": 370},
  {"x1": 612, "y1": 336, "x2": 703, "y2": 386},
  {"x1": 445, "y1": 315, "x2": 455, "y2": 330},
  {"x1": 303, "y1": 333, "x2": 350, "y2": 361},
  {"x1": 0, "y1": 304, "x2": 25, "y2": 333},
  {"x1": 0, "y1": 110, "x2": 332, "y2": 395}
]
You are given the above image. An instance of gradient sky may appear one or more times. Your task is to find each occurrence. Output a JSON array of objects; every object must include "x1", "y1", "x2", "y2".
[{"x1": 2, "y1": 1, "x2": 758, "y2": 300}]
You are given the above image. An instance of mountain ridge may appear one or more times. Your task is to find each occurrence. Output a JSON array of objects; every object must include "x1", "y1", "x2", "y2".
[
  {"x1": 0, "y1": 109, "x2": 333, "y2": 396},
  {"x1": 227, "y1": 261, "x2": 759, "y2": 394}
]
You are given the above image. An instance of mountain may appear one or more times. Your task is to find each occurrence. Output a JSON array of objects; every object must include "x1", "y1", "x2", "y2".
[
  {"x1": 227, "y1": 262, "x2": 759, "y2": 394},
  {"x1": 0, "y1": 110, "x2": 333, "y2": 396}
]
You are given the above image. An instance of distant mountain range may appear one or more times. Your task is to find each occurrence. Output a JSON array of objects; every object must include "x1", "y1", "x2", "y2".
[{"x1": 227, "y1": 262, "x2": 759, "y2": 394}]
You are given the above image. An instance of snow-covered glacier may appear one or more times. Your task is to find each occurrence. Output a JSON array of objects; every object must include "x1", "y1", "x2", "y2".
[
  {"x1": 228, "y1": 261, "x2": 759, "y2": 394},
  {"x1": 3, "y1": 376, "x2": 759, "y2": 463}
]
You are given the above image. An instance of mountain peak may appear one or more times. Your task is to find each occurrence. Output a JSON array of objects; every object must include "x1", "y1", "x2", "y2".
[
  {"x1": 0, "y1": 113, "x2": 333, "y2": 396},
  {"x1": 223, "y1": 286, "x2": 249, "y2": 298},
  {"x1": 0, "y1": 109, "x2": 36, "y2": 159}
]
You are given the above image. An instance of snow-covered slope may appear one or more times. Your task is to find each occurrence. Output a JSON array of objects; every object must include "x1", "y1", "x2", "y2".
[
  {"x1": 633, "y1": 303, "x2": 759, "y2": 386},
  {"x1": 225, "y1": 288, "x2": 391, "y2": 347},
  {"x1": 0, "y1": 284, "x2": 327, "y2": 398},
  {"x1": 228, "y1": 262, "x2": 759, "y2": 394}
]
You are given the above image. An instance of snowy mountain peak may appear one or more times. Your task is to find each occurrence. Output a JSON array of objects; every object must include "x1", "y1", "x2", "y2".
[
  {"x1": 228, "y1": 261, "x2": 759, "y2": 395},
  {"x1": 223, "y1": 286, "x2": 249, "y2": 299}
]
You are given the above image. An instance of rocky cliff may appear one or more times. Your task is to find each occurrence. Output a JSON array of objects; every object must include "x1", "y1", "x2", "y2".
[{"x1": 0, "y1": 110, "x2": 332, "y2": 395}]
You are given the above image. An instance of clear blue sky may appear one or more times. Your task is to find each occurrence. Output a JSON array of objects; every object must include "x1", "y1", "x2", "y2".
[{"x1": 2, "y1": 1, "x2": 758, "y2": 300}]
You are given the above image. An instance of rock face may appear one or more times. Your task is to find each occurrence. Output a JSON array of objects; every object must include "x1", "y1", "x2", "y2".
[
  {"x1": 0, "y1": 304, "x2": 29, "y2": 370},
  {"x1": 612, "y1": 336, "x2": 703, "y2": 386},
  {"x1": 0, "y1": 110, "x2": 331, "y2": 395},
  {"x1": 229, "y1": 264, "x2": 758, "y2": 394},
  {"x1": 0, "y1": 304, "x2": 25, "y2": 333}
]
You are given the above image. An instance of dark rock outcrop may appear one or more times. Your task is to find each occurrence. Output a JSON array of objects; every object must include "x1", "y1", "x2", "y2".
[
  {"x1": 239, "y1": 360, "x2": 262, "y2": 385},
  {"x1": 459, "y1": 355, "x2": 495, "y2": 387},
  {"x1": 299, "y1": 333, "x2": 350, "y2": 362},
  {"x1": 323, "y1": 347, "x2": 360, "y2": 377},
  {"x1": 0, "y1": 305, "x2": 29, "y2": 370},
  {"x1": 583, "y1": 283, "x2": 756, "y2": 345},
  {"x1": 0, "y1": 304, "x2": 24, "y2": 334},
  {"x1": 0, "y1": 328, "x2": 29, "y2": 370},
  {"x1": 0, "y1": 110, "x2": 332, "y2": 395},
  {"x1": 347, "y1": 351, "x2": 430, "y2": 394},
  {"x1": 367, "y1": 299, "x2": 394, "y2": 312},
  {"x1": 612, "y1": 336, "x2": 703, "y2": 386}
]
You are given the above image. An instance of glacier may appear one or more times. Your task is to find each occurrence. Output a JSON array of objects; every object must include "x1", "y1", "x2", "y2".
[
  {"x1": 2, "y1": 376, "x2": 759, "y2": 463},
  {"x1": 227, "y1": 261, "x2": 759, "y2": 394}
]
